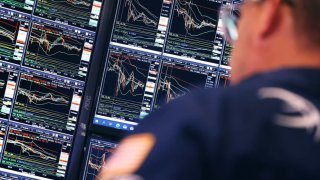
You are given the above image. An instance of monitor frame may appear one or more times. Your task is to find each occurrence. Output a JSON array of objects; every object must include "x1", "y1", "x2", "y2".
[{"x1": 65, "y1": 0, "x2": 119, "y2": 179}]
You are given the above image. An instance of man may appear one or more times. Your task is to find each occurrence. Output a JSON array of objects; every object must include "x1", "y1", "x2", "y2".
[{"x1": 98, "y1": 0, "x2": 320, "y2": 179}]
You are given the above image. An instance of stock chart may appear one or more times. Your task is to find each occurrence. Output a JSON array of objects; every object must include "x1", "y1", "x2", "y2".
[
  {"x1": 83, "y1": 138, "x2": 117, "y2": 180},
  {"x1": 154, "y1": 58, "x2": 217, "y2": 109},
  {"x1": 111, "y1": 0, "x2": 169, "y2": 52},
  {"x1": 24, "y1": 21, "x2": 94, "y2": 81},
  {"x1": 0, "y1": 0, "x2": 35, "y2": 13},
  {"x1": 95, "y1": 46, "x2": 160, "y2": 129},
  {"x1": 2, "y1": 122, "x2": 72, "y2": 179},
  {"x1": 34, "y1": 0, "x2": 102, "y2": 31},
  {"x1": 165, "y1": 0, "x2": 221, "y2": 64},
  {"x1": 0, "y1": 10, "x2": 29, "y2": 65},
  {"x1": 10, "y1": 71, "x2": 83, "y2": 135}
]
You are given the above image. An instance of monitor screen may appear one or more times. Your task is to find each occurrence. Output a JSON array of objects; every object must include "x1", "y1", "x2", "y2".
[
  {"x1": 82, "y1": 136, "x2": 118, "y2": 180},
  {"x1": 91, "y1": 0, "x2": 234, "y2": 132},
  {"x1": 0, "y1": 0, "x2": 104, "y2": 178},
  {"x1": 163, "y1": 0, "x2": 221, "y2": 64}
]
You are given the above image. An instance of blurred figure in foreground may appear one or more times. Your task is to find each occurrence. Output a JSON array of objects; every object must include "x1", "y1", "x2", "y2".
[{"x1": 99, "y1": 0, "x2": 320, "y2": 179}]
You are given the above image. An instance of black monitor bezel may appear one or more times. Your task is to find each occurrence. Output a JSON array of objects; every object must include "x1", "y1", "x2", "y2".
[
  {"x1": 65, "y1": 0, "x2": 119, "y2": 179},
  {"x1": 87, "y1": 0, "x2": 130, "y2": 138}
]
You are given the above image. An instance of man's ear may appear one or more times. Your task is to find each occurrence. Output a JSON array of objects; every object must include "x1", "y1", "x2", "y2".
[{"x1": 256, "y1": 0, "x2": 282, "y2": 40}]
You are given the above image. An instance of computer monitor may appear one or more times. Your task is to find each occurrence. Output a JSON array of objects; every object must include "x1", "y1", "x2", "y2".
[
  {"x1": 90, "y1": 0, "x2": 234, "y2": 134},
  {"x1": 0, "y1": 0, "x2": 114, "y2": 179}
]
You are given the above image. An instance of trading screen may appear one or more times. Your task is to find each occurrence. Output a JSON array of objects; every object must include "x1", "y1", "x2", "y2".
[
  {"x1": 93, "y1": 0, "x2": 234, "y2": 131},
  {"x1": 0, "y1": 0, "x2": 103, "y2": 179},
  {"x1": 82, "y1": 137, "x2": 117, "y2": 180},
  {"x1": 0, "y1": 0, "x2": 235, "y2": 178}
]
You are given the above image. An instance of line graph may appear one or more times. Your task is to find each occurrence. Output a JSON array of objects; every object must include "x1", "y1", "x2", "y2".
[
  {"x1": 11, "y1": 73, "x2": 76, "y2": 134},
  {"x1": 6, "y1": 138, "x2": 58, "y2": 161},
  {"x1": 107, "y1": 55, "x2": 147, "y2": 98},
  {"x1": 34, "y1": 0, "x2": 100, "y2": 30},
  {"x1": 165, "y1": 0, "x2": 221, "y2": 63},
  {"x1": 103, "y1": 52, "x2": 149, "y2": 100},
  {"x1": 2, "y1": 125, "x2": 71, "y2": 179},
  {"x1": 84, "y1": 140, "x2": 116, "y2": 180},
  {"x1": 112, "y1": 0, "x2": 164, "y2": 51},
  {"x1": 29, "y1": 32, "x2": 82, "y2": 56},
  {"x1": 175, "y1": 0, "x2": 217, "y2": 37},
  {"x1": 125, "y1": 0, "x2": 158, "y2": 27},
  {"x1": 154, "y1": 61, "x2": 210, "y2": 109},
  {"x1": 97, "y1": 47, "x2": 159, "y2": 121},
  {"x1": 24, "y1": 23, "x2": 90, "y2": 81},
  {"x1": 18, "y1": 88, "x2": 70, "y2": 106},
  {"x1": 27, "y1": 24, "x2": 82, "y2": 57}
]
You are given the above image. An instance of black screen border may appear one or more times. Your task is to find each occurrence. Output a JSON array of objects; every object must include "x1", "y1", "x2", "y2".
[{"x1": 65, "y1": 0, "x2": 119, "y2": 179}]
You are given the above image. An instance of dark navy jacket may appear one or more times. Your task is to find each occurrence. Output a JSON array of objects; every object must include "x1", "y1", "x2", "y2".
[{"x1": 134, "y1": 68, "x2": 320, "y2": 180}]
